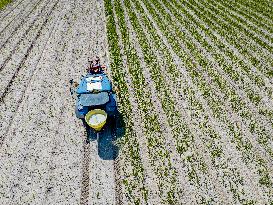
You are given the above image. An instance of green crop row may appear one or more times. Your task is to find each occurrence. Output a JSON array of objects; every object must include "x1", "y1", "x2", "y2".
[
  {"x1": 214, "y1": 0, "x2": 273, "y2": 37},
  {"x1": 166, "y1": 0, "x2": 272, "y2": 113},
  {"x1": 113, "y1": 0, "x2": 181, "y2": 203},
  {"x1": 201, "y1": 0, "x2": 273, "y2": 78},
  {"x1": 224, "y1": 0, "x2": 273, "y2": 34},
  {"x1": 130, "y1": 0, "x2": 264, "y2": 202},
  {"x1": 144, "y1": 0, "x2": 273, "y2": 195},
  {"x1": 156, "y1": 0, "x2": 273, "y2": 154},
  {"x1": 137, "y1": 0, "x2": 265, "y2": 202},
  {"x1": 123, "y1": 0, "x2": 224, "y2": 202},
  {"x1": 104, "y1": 0, "x2": 148, "y2": 203},
  {"x1": 180, "y1": 0, "x2": 272, "y2": 95},
  {"x1": 187, "y1": 0, "x2": 273, "y2": 79},
  {"x1": 0, "y1": 0, "x2": 12, "y2": 10},
  {"x1": 234, "y1": 0, "x2": 273, "y2": 21},
  {"x1": 169, "y1": 0, "x2": 273, "y2": 119},
  {"x1": 178, "y1": 0, "x2": 273, "y2": 122},
  {"x1": 208, "y1": 0, "x2": 273, "y2": 44}
]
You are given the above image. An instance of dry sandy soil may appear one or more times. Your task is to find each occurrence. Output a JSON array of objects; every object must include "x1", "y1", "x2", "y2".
[
  {"x1": 1, "y1": 0, "x2": 273, "y2": 204},
  {"x1": 0, "y1": 0, "x2": 117, "y2": 204}
]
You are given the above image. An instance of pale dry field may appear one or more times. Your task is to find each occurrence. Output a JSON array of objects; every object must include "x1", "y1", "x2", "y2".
[
  {"x1": 1, "y1": 0, "x2": 273, "y2": 204},
  {"x1": 0, "y1": 0, "x2": 117, "y2": 204}
]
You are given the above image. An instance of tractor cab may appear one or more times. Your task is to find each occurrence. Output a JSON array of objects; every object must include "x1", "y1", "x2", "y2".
[{"x1": 73, "y1": 72, "x2": 117, "y2": 122}]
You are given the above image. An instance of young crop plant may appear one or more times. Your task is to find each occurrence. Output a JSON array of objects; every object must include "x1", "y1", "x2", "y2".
[
  {"x1": 141, "y1": 0, "x2": 273, "y2": 201},
  {"x1": 0, "y1": 0, "x2": 12, "y2": 10},
  {"x1": 153, "y1": 0, "x2": 273, "y2": 156},
  {"x1": 129, "y1": 0, "x2": 265, "y2": 203},
  {"x1": 104, "y1": 0, "x2": 148, "y2": 203},
  {"x1": 113, "y1": 0, "x2": 181, "y2": 203},
  {"x1": 187, "y1": 0, "x2": 273, "y2": 80}
]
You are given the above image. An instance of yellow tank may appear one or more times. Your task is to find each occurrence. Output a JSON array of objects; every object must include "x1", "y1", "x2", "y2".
[{"x1": 85, "y1": 109, "x2": 107, "y2": 131}]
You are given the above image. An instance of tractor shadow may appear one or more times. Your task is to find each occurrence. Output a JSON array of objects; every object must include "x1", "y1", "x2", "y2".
[{"x1": 82, "y1": 111, "x2": 125, "y2": 160}]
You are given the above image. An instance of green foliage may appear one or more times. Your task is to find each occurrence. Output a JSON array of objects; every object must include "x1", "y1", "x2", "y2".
[{"x1": 0, "y1": 0, "x2": 12, "y2": 10}]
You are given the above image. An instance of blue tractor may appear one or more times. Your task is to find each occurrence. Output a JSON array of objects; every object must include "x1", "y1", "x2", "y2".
[
  {"x1": 73, "y1": 72, "x2": 117, "y2": 120},
  {"x1": 70, "y1": 58, "x2": 118, "y2": 143}
]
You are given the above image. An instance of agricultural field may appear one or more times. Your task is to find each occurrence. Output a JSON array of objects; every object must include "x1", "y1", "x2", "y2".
[{"x1": 0, "y1": 0, "x2": 273, "y2": 204}]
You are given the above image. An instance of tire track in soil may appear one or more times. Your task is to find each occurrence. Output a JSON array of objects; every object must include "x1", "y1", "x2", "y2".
[
  {"x1": 0, "y1": 0, "x2": 58, "y2": 103},
  {"x1": 67, "y1": 1, "x2": 117, "y2": 204},
  {"x1": 0, "y1": 0, "x2": 43, "y2": 48},
  {"x1": 0, "y1": 0, "x2": 60, "y2": 148},
  {"x1": 0, "y1": 0, "x2": 33, "y2": 35},
  {"x1": 0, "y1": 0, "x2": 53, "y2": 72},
  {"x1": 101, "y1": 0, "x2": 123, "y2": 202},
  {"x1": 80, "y1": 138, "x2": 91, "y2": 205}
]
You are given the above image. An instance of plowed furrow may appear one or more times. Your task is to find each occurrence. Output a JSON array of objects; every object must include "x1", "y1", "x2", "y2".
[
  {"x1": 0, "y1": 0, "x2": 29, "y2": 32},
  {"x1": 0, "y1": 0, "x2": 61, "y2": 146},
  {"x1": 0, "y1": 1, "x2": 84, "y2": 203},
  {"x1": 0, "y1": 0, "x2": 43, "y2": 48},
  {"x1": 0, "y1": 0, "x2": 53, "y2": 72},
  {"x1": 0, "y1": 0, "x2": 58, "y2": 102},
  {"x1": 0, "y1": 0, "x2": 25, "y2": 20}
]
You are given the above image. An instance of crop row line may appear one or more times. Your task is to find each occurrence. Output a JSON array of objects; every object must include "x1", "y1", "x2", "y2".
[
  {"x1": 194, "y1": 0, "x2": 273, "y2": 77},
  {"x1": 163, "y1": 0, "x2": 273, "y2": 106},
  {"x1": 233, "y1": 0, "x2": 273, "y2": 21},
  {"x1": 157, "y1": 0, "x2": 273, "y2": 124},
  {"x1": 132, "y1": 0, "x2": 270, "y2": 202},
  {"x1": 127, "y1": 0, "x2": 247, "y2": 203},
  {"x1": 105, "y1": 0, "x2": 149, "y2": 203},
  {"x1": 142, "y1": 0, "x2": 270, "y2": 202},
  {"x1": 122, "y1": 0, "x2": 215, "y2": 203},
  {"x1": 115, "y1": 0, "x2": 187, "y2": 203},
  {"x1": 227, "y1": 0, "x2": 273, "y2": 26},
  {"x1": 184, "y1": 0, "x2": 273, "y2": 80},
  {"x1": 213, "y1": 0, "x2": 273, "y2": 38},
  {"x1": 162, "y1": 0, "x2": 273, "y2": 137},
  {"x1": 141, "y1": 0, "x2": 272, "y2": 197},
  {"x1": 205, "y1": 0, "x2": 273, "y2": 44},
  {"x1": 150, "y1": 0, "x2": 273, "y2": 155}
]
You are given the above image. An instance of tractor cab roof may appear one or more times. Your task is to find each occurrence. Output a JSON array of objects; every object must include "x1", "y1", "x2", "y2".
[{"x1": 76, "y1": 73, "x2": 111, "y2": 94}]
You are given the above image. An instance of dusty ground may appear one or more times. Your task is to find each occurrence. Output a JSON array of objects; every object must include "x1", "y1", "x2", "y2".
[
  {"x1": 0, "y1": 0, "x2": 116, "y2": 204},
  {"x1": 1, "y1": 0, "x2": 273, "y2": 204}
]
